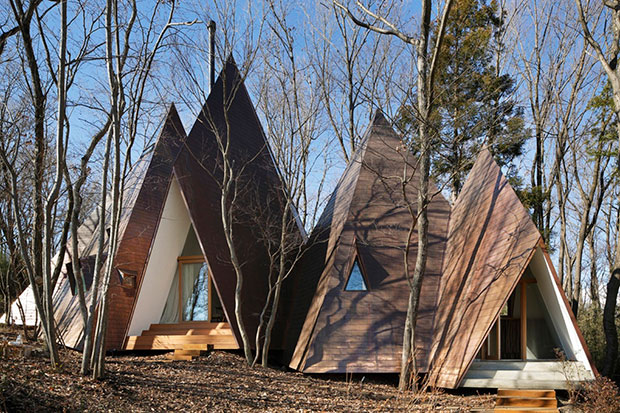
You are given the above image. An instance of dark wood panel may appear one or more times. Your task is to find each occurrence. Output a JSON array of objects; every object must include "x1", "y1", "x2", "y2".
[
  {"x1": 173, "y1": 58, "x2": 302, "y2": 351},
  {"x1": 290, "y1": 112, "x2": 450, "y2": 374}
]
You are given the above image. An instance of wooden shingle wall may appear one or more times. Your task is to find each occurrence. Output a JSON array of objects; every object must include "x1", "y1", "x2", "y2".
[
  {"x1": 173, "y1": 59, "x2": 302, "y2": 350},
  {"x1": 428, "y1": 149, "x2": 541, "y2": 388},
  {"x1": 289, "y1": 112, "x2": 450, "y2": 373},
  {"x1": 102, "y1": 104, "x2": 187, "y2": 350},
  {"x1": 51, "y1": 110, "x2": 181, "y2": 351}
]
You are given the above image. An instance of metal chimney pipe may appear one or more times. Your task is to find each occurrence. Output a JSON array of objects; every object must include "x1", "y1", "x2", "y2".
[{"x1": 208, "y1": 20, "x2": 216, "y2": 90}]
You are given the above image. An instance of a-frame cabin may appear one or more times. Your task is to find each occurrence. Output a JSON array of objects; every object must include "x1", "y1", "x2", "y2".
[
  {"x1": 427, "y1": 150, "x2": 596, "y2": 389},
  {"x1": 286, "y1": 111, "x2": 451, "y2": 373},
  {"x1": 6, "y1": 58, "x2": 303, "y2": 357},
  {"x1": 285, "y1": 113, "x2": 596, "y2": 389},
  {"x1": 124, "y1": 58, "x2": 303, "y2": 354},
  {"x1": 4, "y1": 71, "x2": 597, "y2": 389}
]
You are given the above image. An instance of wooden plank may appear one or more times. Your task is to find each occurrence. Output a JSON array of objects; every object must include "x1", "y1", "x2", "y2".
[
  {"x1": 521, "y1": 281, "x2": 527, "y2": 360},
  {"x1": 125, "y1": 333, "x2": 238, "y2": 350},
  {"x1": 147, "y1": 322, "x2": 229, "y2": 330},
  {"x1": 140, "y1": 329, "x2": 233, "y2": 336},
  {"x1": 496, "y1": 396, "x2": 556, "y2": 408},
  {"x1": 498, "y1": 390, "x2": 555, "y2": 398}
]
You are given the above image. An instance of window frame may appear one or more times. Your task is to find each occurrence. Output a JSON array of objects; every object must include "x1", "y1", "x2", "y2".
[
  {"x1": 343, "y1": 241, "x2": 370, "y2": 292},
  {"x1": 177, "y1": 255, "x2": 213, "y2": 322}
]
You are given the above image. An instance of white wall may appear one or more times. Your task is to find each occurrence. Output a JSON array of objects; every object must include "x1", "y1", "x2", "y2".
[
  {"x1": 126, "y1": 178, "x2": 191, "y2": 337},
  {"x1": 531, "y1": 247, "x2": 595, "y2": 378},
  {"x1": 0, "y1": 283, "x2": 38, "y2": 326}
]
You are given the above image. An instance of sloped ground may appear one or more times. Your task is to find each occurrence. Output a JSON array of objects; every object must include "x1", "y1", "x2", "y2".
[{"x1": 0, "y1": 327, "x2": 495, "y2": 412}]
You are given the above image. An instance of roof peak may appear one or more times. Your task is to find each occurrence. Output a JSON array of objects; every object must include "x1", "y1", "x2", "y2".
[{"x1": 369, "y1": 109, "x2": 390, "y2": 128}]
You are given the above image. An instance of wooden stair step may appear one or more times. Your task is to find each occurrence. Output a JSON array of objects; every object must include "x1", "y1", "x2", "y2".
[
  {"x1": 495, "y1": 388, "x2": 558, "y2": 412},
  {"x1": 125, "y1": 334, "x2": 238, "y2": 351},
  {"x1": 497, "y1": 389, "x2": 555, "y2": 398},
  {"x1": 165, "y1": 354, "x2": 194, "y2": 361},
  {"x1": 140, "y1": 329, "x2": 233, "y2": 336},
  {"x1": 182, "y1": 344, "x2": 215, "y2": 350},
  {"x1": 173, "y1": 349, "x2": 202, "y2": 356},
  {"x1": 496, "y1": 397, "x2": 556, "y2": 408},
  {"x1": 165, "y1": 348, "x2": 206, "y2": 361},
  {"x1": 147, "y1": 322, "x2": 229, "y2": 331},
  {"x1": 125, "y1": 322, "x2": 238, "y2": 351}
]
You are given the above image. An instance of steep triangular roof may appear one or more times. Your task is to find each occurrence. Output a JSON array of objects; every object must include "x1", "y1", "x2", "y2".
[
  {"x1": 34, "y1": 104, "x2": 187, "y2": 349},
  {"x1": 173, "y1": 57, "x2": 301, "y2": 349},
  {"x1": 427, "y1": 149, "x2": 542, "y2": 388},
  {"x1": 288, "y1": 111, "x2": 451, "y2": 373},
  {"x1": 108, "y1": 103, "x2": 187, "y2": 349}
]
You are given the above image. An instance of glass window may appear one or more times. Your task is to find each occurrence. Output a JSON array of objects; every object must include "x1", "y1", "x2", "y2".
[
  {"x1": 182, "y1": 262, "x2": 209, "y2": 321},
  {"x1": 345, "y1": 259, "x2": 368, "y2": 291}
]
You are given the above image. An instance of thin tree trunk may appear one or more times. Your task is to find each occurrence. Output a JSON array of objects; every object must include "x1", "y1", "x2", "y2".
[
  {"x1": 588, "y1": 232, "x2": 601, "y2": 310},
  {"x1": 261, "y1": 204, "x2": 292, "y2": 367},
  {"x1": 602, "y1": 268, "x2": 619, "y2": 377},
  {"x1": 335, "y1": 0, "x2": 453, "y2": 391},
  {"x1": 81, "y1": 131, "x2": 111, "y2": 375},
  {"x1": 8, "y1": 0, "x2": 59, "y2": 366},
  {"x1": 221, "y1": 175, "x2": 253, "y2": 364}
]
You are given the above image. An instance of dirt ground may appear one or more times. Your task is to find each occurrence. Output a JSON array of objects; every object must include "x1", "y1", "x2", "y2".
[{"x1": 0, "y1": 326, "x2": 495, "y2": 412}]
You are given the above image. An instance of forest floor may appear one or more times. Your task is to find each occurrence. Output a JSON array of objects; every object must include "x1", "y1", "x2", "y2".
[{"x1": 0, "y1": 325, "x2": 568, "y2": 412}]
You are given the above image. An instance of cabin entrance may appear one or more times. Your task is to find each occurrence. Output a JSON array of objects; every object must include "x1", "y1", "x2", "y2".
[
  {"x1": 478, "y1": 266, "x2": 563, "y2": 361},
  {"x1": 175, "y1": 256, "x2": 224, "y2": 322},
  {"x1": 160, "y1": 226, "x2": 224, "y2": 324}
]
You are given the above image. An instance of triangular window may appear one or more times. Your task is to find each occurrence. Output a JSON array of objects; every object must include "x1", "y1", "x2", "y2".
[{"x1": 345, "y1": 259, "x2": 368, "y2": 291}]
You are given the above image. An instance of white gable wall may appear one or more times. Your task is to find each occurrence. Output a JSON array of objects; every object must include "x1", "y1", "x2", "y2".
[
  {"x1": 126, "y1": 177, "x2": 191, "y2": 337},
  {"x1": 0, "y1": 283, "x2": 38, "y2": 326},
  {"x1": 530, "y1": 247, "x2": 595, "y2": 377}
]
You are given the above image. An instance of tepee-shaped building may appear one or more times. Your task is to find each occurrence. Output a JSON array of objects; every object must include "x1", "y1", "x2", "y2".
[
  {"x1": 285, "y1": 113, "x2": 596, "y2": 389},
  {"x1": 286, "y1": 111, "x2": 451, "y2": 373},
  {"x1": 5, "y1": 70, "x2": 597, "y2": 389},
  {"x1": 6, "y1": 58, "x2": 303, "y2": 356}
]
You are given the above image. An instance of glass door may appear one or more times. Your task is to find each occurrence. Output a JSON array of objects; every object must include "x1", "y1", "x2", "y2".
[
  {"x1": 172, "y1": 256, "x2": 224, "y2": 323},
  {"x1": 180, "y1": 260, "x2": 209, "y2": 321}
]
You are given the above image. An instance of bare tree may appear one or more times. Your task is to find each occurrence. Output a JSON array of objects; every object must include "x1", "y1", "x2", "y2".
[
  {"x1": 575, "y1": 0, "x2": 620, "y2": 377},
  {"x1": 565, "y1": 98, "x2": 614, "y2": 316},
  {"x1": 334, "y1": 0, "x2": 453, "y2": 391},
  {"x1": 309, "y1": 1, "x2": 406, "y2": 163},
  {"x1": 83, "y1": 0, "x2": 194, "y2": 379},
  {"x1": 169, "y1": 1, "x2": 269, "y2": 365},
  {"x1": 0, "y1": 0, "x2": 74, "y2": 367},
  {"x1": 247, "y1": 0, "x2": 334, "y2": 367}
]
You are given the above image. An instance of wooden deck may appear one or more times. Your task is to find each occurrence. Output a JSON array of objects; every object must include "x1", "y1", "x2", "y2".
[{"x1": 124, "y1": 322, "x2": 239, "y2": 351}]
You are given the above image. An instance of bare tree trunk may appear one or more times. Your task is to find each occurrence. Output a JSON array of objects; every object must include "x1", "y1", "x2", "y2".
[
  {"x1": 335, "y1": 0, "x2": 453, "y2": 391},
  {"x1": 261, "y1": 204, "x2": 291, "y2": 368},
  {"x1": 603, "y1": 199, "x2": 620, "y2": 377},
  {"x1": 81, "y1": 130, "x2": 111, "y2": 376},
  {"x1": 69, "y1": 122, "x2": 110, "y2": 335},
  {"x1": 588, "y1": 232, "x2": 601, "y2": 310},
  {"x1": 7, "y1": 0, "x2": 60, "y2": 366},
  {"x1": 575, "y1": 0, "x2": 620, "y2": 376},
  {"x1": 41, "y1": 0, "x2": 68, "y2": 367},
  {"x1": 220, "y1": 160, "x2": 253, "y2": 364},
  {"x1": 602, "y1": 253, "x2": 620, "y2": 377}
]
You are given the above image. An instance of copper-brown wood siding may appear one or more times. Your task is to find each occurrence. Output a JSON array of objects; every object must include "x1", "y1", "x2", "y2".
[
  {"x1": 427, "y1": 149, "x2": 541, "y2": 388},
  {"x1": 289, "y1": 112, "x2": 450, "y2": 373},
  {"x1": 50, "y1": 105, "x2": 186, "y2": 350},
  {"x1": 104, "y1": 104, "x2": 187, "y2": 350},
  {"x1": 173, "y1": 59, "x2": 301, "y2": 350}
]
